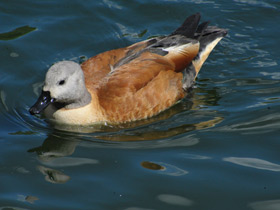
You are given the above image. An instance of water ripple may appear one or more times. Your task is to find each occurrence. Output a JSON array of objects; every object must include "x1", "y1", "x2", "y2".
[
  {"x1": 157, "y1": 194, "x2": 193, "y2": 207},
  {"x1": 249, "y1": 199, "x2": 280, "y2": 210},
  {"x1": 260, "y1": 72, "x2": 280, "y2": 80},
  {"x1": 124, "y1": 207, "x2": 154, "y2": 210},
  {"x1": 223, "y1": 157, "x2": 280, "y2": 172},
  {"x1": 39, "y1": 157, "x2": 99, "y2": 167},
  {"x1": 141, "y1": 161, "x2": 188, "y2": 176},
  {"x1": 216, "y1": 113, "x2": 280, "y2": 134},
  {"x1": 37, "y1": 165, "x2": 70, "y2": 184},
  {"x1": 102, "y1": 0, "x2": 123, "y2": 9},
  {"x1": 233, "y1": 0, "x2": 277, "y2": 9},
  {"x1": 0, "y1": 207, "x2": 29, "y2": 210}
]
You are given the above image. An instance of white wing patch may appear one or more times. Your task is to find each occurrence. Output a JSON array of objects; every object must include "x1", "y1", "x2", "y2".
[
  {"x1": 163, "y1": 42, "x2": 199, "y2": 57},
  {"x1": 192, "y1": 37, "x2": 223, "y2": 74}
]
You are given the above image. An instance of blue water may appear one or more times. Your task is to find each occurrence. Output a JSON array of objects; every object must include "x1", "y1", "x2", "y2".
[{"x1": 1, "y1": 0, "x2": 280, "y2": 209}]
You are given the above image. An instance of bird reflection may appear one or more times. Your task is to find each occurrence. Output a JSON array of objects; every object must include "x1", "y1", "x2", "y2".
[
  {"x1": 28, "y1": 135, "x2": 77, "y2": 184},
  {"x1": 37, "y1": 165, "x2": 70, "y2": 184},
  {"x1": 28, "y1": 135, "x2": 79, "y2": 162}
]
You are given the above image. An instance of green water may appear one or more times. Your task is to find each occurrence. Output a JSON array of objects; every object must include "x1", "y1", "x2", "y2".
[{"x1": 1, "y1": 0, "x2": 280, "y2": 209}]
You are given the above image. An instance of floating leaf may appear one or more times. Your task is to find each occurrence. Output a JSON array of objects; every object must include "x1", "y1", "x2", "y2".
[
  {"x1": 0, "y1": 25, "x2": 36, "y2": 41},
  {"x1": 137, "y1": 29, "x2": 147, "y2": 38}
]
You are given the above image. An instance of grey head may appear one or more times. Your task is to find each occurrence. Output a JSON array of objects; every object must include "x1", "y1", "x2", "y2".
[{"x1": 29, "y1": 61, "x2": 91, "y2": 115}]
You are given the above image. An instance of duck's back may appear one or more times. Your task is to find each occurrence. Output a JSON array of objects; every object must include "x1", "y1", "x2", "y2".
[{"x1": 81, "y1": 13, "x2": 227, "y2": 123}]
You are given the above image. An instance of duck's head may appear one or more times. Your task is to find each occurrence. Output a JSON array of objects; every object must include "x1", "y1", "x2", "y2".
[{"x1": 29, "y1": 61, "x2": 91, "y2": 115}]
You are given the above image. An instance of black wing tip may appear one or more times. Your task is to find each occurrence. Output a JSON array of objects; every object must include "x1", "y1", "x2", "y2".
[
  {"x1": 221, "y1": 29, "x2": 228, "y2": 37},
  {"x1": 171, "y1": 13, "x2": 228, "y2": 39},
  {"x1": 171, "y1": 13, "x2": 201, "y2": 38},
  {"x1": 204, "y1": 27, "x2": 228, "y2": 38}
]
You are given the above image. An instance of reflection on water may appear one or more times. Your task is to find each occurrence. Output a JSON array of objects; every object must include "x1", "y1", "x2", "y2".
[
  {"x1": 217, "y1": 112, "x2": 280, "y2": 135},
  {"x1": 0, "y1": 91, "x2": 8, "y2": 111},
  {"x1": 233, "y1": 0, "x2": 277, "y2": 9},
  {"x1": 15, "y1": 166, "x2": 30, "y2": 174},
  {"x1": 141, "y1": 161, "x2": 188, "y2": 176},
  {"x1": 38, "y1": 156, "x2": 99, "y2": 168},
  {"x1": 93, "y1": 116, "x2": 223, "y2": 142},
  {"x1": 223, "y1": 157, "x2": 280, "y2": 172},
  {"x1": 29, "y1": 133, "x2": 191, "y2": 184},
  {"x1": 0, "y1": 207, "x2": 31, "y2": 210},
  {"x1": 248, "y1": 199, "x2": 280, "y2": 210},
  {"x1": 29, "y1": 134, "x2": 98, "y2": 183},
  {"x1": 17, "y1": 194, "x2": 39, "y2": 204},
  {"x1": 123, "y1": 194, "x2": 193, "y2": 210},
  {"x1": 123, "y1": 207, "x2": 154, "y2": 210},
  {"x1": 37, "y1": 165, "x2": 70, "y2": 184},
  {"x1": 29, "y1": 130, "x2": 200, "y2": 152},
  {"x1": 28, "y1": 135, "x2": 79, "y2": 160},
  {"x1": 157, "y1": 194, "x2": 193, "y2": 207},
  {"x1": 260, "y1": 72, "x2": 280, "y2": 80},
  {"x1": 179, "y1": 153, "x2": 211, "y2": 160}
]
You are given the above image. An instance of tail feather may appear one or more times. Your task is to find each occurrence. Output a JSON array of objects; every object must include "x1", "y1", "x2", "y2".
[
  {"x1": 170, "y1": 14, "x2": 227, "y2": 90},
  {"x1": 195, "y1": 21, "x2": 210, "y2": 40},
  {"x1": 192, "y1": 27, "x2": 227, "y2": 74},
  {"x1": 139, "y1": 13, "x2": 227, "y2": 88},
  {"x1": 171, "y1": 13, "x2": 201, "y2": 38}
]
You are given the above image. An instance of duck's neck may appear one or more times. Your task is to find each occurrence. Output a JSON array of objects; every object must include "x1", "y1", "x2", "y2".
[
  {"x1": 65, "y1": 89, "x2": 92, "y2": 109},
  {"x1": 51, "y1": 91, "x2": 106, "y2": 125}
]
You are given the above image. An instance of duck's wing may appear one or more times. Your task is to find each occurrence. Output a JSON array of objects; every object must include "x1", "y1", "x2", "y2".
[
  {"x1": 81, "y1": 13, "x2": 202, "y2": 92},
  {"x1": 96, "y1": 51, "x2": 186, "y2": 123},
  {"x1": 85, "y1": 13, "x2": 227, "y2": 123},
  {"x1": 81, "y1": 47, "x2": 127, "y2": 90},
  {"x1": 81, "y1": 40, "x2": 154, "y2": 90}
]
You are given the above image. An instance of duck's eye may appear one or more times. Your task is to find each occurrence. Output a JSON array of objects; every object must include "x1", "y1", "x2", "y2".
[{"x1": 58, "y1": 80, "x2": 65, "y2": 85}]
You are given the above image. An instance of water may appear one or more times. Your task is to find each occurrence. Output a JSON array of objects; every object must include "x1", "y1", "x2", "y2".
[{"x1": 1, "y1": 0, "x2": 280, "y2": 209}]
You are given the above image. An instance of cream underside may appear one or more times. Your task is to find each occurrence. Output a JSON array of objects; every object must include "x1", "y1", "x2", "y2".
[
  {"x1": 45, "y1": 92, "x2": 106, "y2": 125},
  {"x1": 192, "y1": 37, "x2": 223, "y2": 74},
  {"x1": 51, "y1": 103, "x2": 105, "y2": 125}
]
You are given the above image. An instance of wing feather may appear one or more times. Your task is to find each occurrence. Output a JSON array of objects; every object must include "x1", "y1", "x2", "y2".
[
  {"x1": 96, "y1": 52, "x2": 184, "y2": 123},
  {"x1": 81, "y1": 39, "x2": 153, "y2": 91}
]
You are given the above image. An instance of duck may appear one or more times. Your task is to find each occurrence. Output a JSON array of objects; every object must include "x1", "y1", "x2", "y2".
[{"x1": 29, "y1": 13, "x2": 227, "y2": 125}]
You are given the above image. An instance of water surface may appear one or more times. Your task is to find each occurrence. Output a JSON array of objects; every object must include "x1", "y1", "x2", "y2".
[{"x1": 1, "y1": 0, "x2": 280, "y2": 209}]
